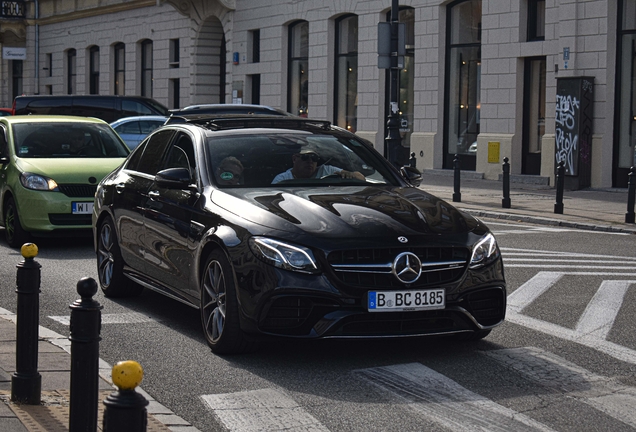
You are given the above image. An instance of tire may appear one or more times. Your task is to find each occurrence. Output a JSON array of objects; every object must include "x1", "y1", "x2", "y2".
[
  {"x1": 454, "y1": 329, "x2": 492, "y2": 341},
  {"x1": 4, "y1": 197, "x2": 30, "y2": 248},
  {"x1": 96, "y1": 216, "x2": 143, "y2": 297},
  {"x1": 200, "y1": 250, "x2": 257, "y2": 354}
]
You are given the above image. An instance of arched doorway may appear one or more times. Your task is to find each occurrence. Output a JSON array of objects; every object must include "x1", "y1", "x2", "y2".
[{"x1": 192, "y1": 17, "x2": 227, "y2": 104}]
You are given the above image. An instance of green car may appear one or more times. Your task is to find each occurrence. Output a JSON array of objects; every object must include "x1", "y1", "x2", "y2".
[{"x1": 0, "y1": 116, "x2": 130, "y2": 247}]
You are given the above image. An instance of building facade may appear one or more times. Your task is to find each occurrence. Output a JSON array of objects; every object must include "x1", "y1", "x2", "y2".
[{"x1": 1, "y1": 0, "x2": 634, "y2": 188}]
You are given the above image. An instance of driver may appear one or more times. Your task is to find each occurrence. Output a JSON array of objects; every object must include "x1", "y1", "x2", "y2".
[{"x1": 271, "y1": 149, "x2": 364, "y2": 184}]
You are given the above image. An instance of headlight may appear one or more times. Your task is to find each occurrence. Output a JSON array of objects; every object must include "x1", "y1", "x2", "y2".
[
  {"x1": 469, "y1": 233, "x2": 500, "y2": 269},
  {"x1": 20, "y1": 173, "x2": 58, "y2": 191},
  {"x1": 249, "y1": 237, "x2": 319, "y2": 274}
]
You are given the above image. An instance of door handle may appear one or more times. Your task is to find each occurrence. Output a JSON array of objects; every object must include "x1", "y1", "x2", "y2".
[
  {"x1": 148, "y1": 190, "x2": 160, "y2": 200},
  {"x1": 115, "y1": 183, "x2": 125, "y2": 194}
]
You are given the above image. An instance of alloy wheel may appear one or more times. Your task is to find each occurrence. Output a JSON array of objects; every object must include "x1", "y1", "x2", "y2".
[
  {"x1": 98, "y1": 222, "x2": 115, "y2": 287},
  {"x1": 201, "y1": 259, "x2": 227, "y2": 343}
]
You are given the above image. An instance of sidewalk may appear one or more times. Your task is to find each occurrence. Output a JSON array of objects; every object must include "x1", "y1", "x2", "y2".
[
  {"x1": 1, "y1": 170, "x2": 635, "y2": 431},
  {"x1": 0, "y1": 308, "x2": 200, "y2": 432},
  {"x1": 419, "y1": 169, "x2": 636, "y2": 234}
]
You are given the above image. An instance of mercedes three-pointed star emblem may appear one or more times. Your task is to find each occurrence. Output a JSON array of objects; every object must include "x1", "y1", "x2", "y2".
[{"x1": 392, "y1": 252, "x2": 422, "y2": 284}]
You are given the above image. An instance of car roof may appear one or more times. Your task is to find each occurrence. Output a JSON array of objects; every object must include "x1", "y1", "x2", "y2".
[
  {"x1": 165, "y1": 115, "x2": 333, "y2": 133},
  {"x1": 1, "y1": 115, "x2": 109, "y2": 125},
  {"x1": 110, "y1": 115, "x2": 168, "y2": 126},
  {"x1": 169, "y1": 104, "x2": 292, "y2": 117}
]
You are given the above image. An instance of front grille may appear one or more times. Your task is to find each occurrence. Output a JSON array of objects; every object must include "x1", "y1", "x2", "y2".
[
  {"x1": 463, "y1": 288, "x2": 506, "y2": 327},
  {"x1": 260, "y1": 296, "x2": 340, "y2": 335},
  {"x1": 49, "y1": 214, "x2": 92, "y2": 226},
  {"x1": 57, "y1": 184, "x2": 97, "y2": 198},
  {"x1": 328, "y1": 247, "x2": 469, "y2": 288}
]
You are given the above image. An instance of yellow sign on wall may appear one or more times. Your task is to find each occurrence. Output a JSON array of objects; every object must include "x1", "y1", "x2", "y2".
[{"x1": 488, "y1": 142, "x2": 500, "y2": 164}]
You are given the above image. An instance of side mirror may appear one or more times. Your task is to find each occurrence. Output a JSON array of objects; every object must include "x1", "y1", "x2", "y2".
[
  {"x1": 155, "y1": 167, "x2": 192, "y2": 189},
  {"x1": 400, "y1": 165, "x2": 422, "y2": 187}
]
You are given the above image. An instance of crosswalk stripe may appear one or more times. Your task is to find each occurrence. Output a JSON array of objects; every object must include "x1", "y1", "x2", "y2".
[
  {"x1": 355, "y1": 363, "x2": 556, "y2": 432},
  {"x1": 507, "y1": 272, "x2": 563, "y2": 313},
  {"x1": 48, "y1": 312, "x2": 154, "y2": 326},
  {"x1": 576, "y1": 280, "x2": 635, "y2": 339},
  {"x1": 485, "y1": 347, "x2": 636, "y2": 428},
  {"x1": 201, "y1": 388, "x2": 328, "y2": 432}
]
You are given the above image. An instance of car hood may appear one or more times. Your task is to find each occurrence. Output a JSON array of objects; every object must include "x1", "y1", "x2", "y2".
[
  {"x1": 211, "y1": 186, "x2": 478, "y2": 237},
  {"x1": 15, "y1": 157, "x2": 125, "y2": 183}
]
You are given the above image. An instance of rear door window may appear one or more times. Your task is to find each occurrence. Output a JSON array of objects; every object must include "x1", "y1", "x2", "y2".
[{"x1": 134, "y1": 129, "x2": 174, "y2": 175}]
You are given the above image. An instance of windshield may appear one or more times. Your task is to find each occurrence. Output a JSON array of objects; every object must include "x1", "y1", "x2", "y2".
[
  {"x1": 12, "y1": 122, "x2": 130, "y2": 158},
  {"x1": 207, "y1": 131, "x2": 399, "y2": 188}
]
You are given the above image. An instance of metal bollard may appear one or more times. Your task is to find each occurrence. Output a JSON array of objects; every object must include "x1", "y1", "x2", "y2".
[
  {"x1": 69, "y1": 277, "x2": 103, "y2": 432},
  {"x1": 502, "y1": 157, "x2": 511, "y2": 209},
  {"x1": 103, "y1": 360, "x2": 149, "y2": 432},
  {"x1": 626, "y1": 166, "x2": 635, "y2": 224},
  {"x1": 453, "y1": 154, "x2": 461, "y2": 202},
  {"x1": 554, "y1": 161, "x2": 565, "y2": 214},
  {"x1": 11, "y1": 243, "x2": 42, "y2": 405},
  {"x1": 409, "y1": 151, "x2": 417, "y2": 168}
]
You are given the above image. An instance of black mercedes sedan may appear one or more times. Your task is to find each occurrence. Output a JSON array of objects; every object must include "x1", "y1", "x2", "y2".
[{"x1": 93, "y1": 115, "x2": 506, "y2": 354}]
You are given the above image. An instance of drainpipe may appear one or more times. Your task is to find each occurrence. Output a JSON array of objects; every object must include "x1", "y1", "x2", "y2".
[{"x1": 34, "y1": 0, "x2": 39, "y2": 94}]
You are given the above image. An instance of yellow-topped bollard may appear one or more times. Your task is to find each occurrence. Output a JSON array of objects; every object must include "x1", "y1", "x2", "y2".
[
  {"x1": 103, "y1": 360, "x2": 149, "y2": 432},
  {"x1": 21, "y1": 242, "x2": 38, "y2": 259},
  {"x1": 112, "y1": 360, "x2": 144, "y2": 391},
  {"x1": 11, "y1": 242, "x2": 42, "y2": 405}
]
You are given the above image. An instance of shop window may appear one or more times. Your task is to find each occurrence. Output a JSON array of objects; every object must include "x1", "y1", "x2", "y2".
[
  {"x1": 445, "y1": 0, "x2": 481, "y2": 169},
  {"x1": 615, "y1": 0, "x2": 636, "y2": 186},
  {"x1": 335, "y1": 14, "x2": 358, "y2": 132},
  {"x1": 288, "y1": 21, "x2": 309, "y2": 117},
  {"x1": 384, "y1": 8, "x2": 415, "y2": 166}
]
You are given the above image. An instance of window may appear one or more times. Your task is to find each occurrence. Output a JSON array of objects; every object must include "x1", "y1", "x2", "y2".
[
  {"x1": 384, "y1": 8, "x2": 415, "y2": 166},
  {"x1": 135, "y1": 129, "x2": 174, "y2": 175},
  {"x1": 615, "y1": 0, "x2": 636, "y2": 185},
  {"x1": 528, "y1": 0, "x2": 545, "y2": 41},
  {"x1": 250, "y1": 29, "x2": 260, "y2": 63},
  {"x1": 114, "y1": 43, "x2": 125, "y2": 95},
  {"x1": 250, "y1": 74, "x2": 261, "y2": 104},
  {"x1": 288, "y1": 21, "x2": 309, "y2": 117},
  {"x1": 141, "y1": 40, "x2": 153, "y2": 97},
  {"x1": 11, "y1": 60, "x2": 23, "y2": 100},
  {"x1": 67, "y1": 49, "x2": 76, "y2": 95},
  {"x1": 89, "y1": 46, "x2": 100, "y2": 94},
  {"x1": 45, "y1": 53, "x2": 52, "y2": 77},
  {"x1": 522, "y1": 57, "x2": 546, "y2": 175},
  {"x1": 335, "y1": 15, "x2": 358, "y2": 133},
  {"x1": 169, "y1": 39, "x2": 179, "y2": 68},
  {"x1": 445, "y1": 0, "x2": 481, "y2": 168},
  {"x1": 170, "y1": 78, "x2": 180, "y2": 109}
]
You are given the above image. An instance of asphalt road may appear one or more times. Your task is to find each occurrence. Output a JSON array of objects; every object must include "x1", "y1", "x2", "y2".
[{"x1": 1, "y1": 220, "x2": 636, "y2": 431}]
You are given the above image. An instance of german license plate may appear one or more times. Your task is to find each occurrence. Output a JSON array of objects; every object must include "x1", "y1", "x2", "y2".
[
  {"x1": 72, "y1": 202, "x2": 93, "y2": 214},
  {"x1": 368, "y1": 288, "x2": 445, "y2": 312}
]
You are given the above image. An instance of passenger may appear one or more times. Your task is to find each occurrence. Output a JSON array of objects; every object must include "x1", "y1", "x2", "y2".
[
  {"x1": 271, "y1": 149, "x2": 364, "y2": 184},
  {"x1": 216, "y1": 156, "x2": 244, "y2": 185}
]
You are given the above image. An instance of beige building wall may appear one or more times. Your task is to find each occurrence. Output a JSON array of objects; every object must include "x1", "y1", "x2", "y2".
[{"x1": 0, "y1": 0, "x2": 622, "y2": 188}]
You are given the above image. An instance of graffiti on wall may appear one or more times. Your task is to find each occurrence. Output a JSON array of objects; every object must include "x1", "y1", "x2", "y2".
[{"x1": 555, "y1": 94, "x2": 580, "y2": 175}]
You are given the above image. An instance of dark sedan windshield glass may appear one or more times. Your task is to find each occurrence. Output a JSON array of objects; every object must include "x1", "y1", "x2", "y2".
[
  {"x1": 12, "y1": 122, "x2": 130, "y2": 158},
  {"x1": 208, "y1": 132, "x2": 398, "y2": 187}
]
